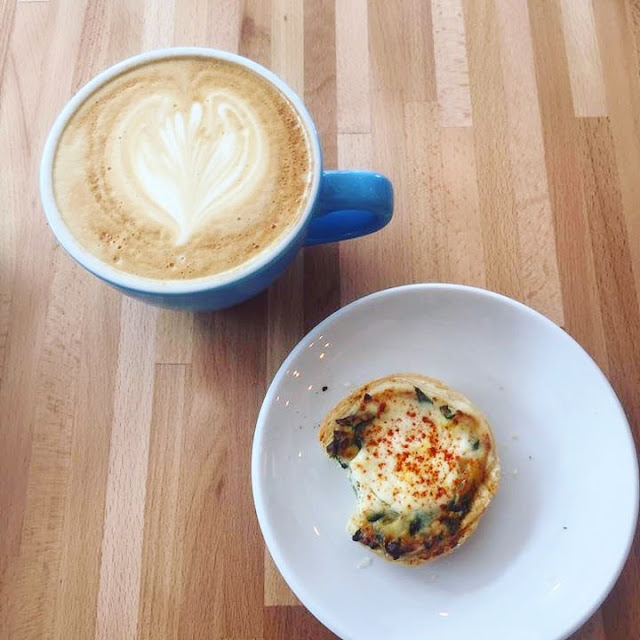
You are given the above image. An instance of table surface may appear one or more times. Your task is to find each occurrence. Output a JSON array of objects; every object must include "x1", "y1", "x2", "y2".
[{"x1": 2, "y1": 0, "x2": 640, "y2": 638}]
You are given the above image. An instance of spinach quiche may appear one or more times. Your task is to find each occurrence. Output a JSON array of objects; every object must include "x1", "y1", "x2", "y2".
[{"x1": 319, "y1": 374, "x2": 500, "y2": 565}]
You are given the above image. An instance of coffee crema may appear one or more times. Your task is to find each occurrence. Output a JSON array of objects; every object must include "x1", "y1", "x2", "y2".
[{"x1": 52, "y1": 57, "x2": 313, "y2": 280}]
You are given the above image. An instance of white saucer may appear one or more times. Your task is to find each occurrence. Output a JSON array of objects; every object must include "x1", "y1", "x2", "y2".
[{"x1": 251, "y1": 284, "x2": 638, "y2": 640}]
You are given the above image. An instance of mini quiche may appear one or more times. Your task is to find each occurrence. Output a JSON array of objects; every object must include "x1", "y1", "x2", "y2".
[{"x1": 319, "y1": 374, "x2": 500, "y2": 565}]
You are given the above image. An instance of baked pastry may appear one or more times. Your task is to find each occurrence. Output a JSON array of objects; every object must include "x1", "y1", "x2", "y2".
[{"x1": 319, "y1": 374, "x2": 500, "y2": 565}]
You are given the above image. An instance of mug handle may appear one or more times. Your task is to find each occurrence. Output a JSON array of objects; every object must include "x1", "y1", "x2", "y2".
[{"x1": 304, "y1": 170, "x2": 393, "y2": 246}]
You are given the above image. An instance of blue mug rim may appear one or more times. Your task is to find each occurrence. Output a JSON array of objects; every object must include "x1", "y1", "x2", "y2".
[{"x1": 39, "y1": 47, "x2": 323, "y2": 295}]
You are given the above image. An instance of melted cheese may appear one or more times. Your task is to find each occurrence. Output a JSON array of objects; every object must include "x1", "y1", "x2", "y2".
[{"x1": 348, "y1": 381, "x2": 482, "y2": 514}]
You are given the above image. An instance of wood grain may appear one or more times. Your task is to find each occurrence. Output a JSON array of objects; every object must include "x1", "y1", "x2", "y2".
[
  {"x1": 335, "y1": 0, "x2": 370, "y2": 134},
  {"x1": 495, "y1": 0, "x2": 563, "y2": 324},
  {"x1": 1, "y1": 1, "x2": 639, "y2": 639},
  {"x1": 465, "y1": 0, "x2": 523, "y2": 302},
  {"x1": 431, "y1": 0, "x2": 472, "y2": 127}
]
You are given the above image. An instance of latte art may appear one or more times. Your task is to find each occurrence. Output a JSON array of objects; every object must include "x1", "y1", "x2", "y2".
[
  {"x1": 127, "y1": 94, "x2": 267, "y2": 244},
  {"x1": 52, "y1": 57, "x2": 313, "y2": 280}
]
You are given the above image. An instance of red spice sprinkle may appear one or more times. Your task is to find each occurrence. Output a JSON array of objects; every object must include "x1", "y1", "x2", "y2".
[{"x1": 422, "y1": 416, "x2": 429, "y2": 423}]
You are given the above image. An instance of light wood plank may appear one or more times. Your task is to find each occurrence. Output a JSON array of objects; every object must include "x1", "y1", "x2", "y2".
[
  {"x1": 440, "y1": 127, "x2": 486, "y2": 287},
  {"x1": 72, "y1": 0, "x2": 144, "y2": 83},
  {"x1": 173, "y1": 0, "x2": 242, "y2": 50},
  {"x1": 559, "y1": 0, "x2": 608, "y2": 116},
  {"x1": 0, "y1": 0, "x2": 16, "y2": 96},
  {"x1": 404, "y1": 101, "x2": 447, "y2": 282},
  {"x1": 464, "y1": 0, "x2": 522, "y2": 302},
  {"x1": 271, "y1": 0, "x2": 304, "y2": 94},
  {"x1": 137, "y1": 364, "x2": 187, "y2": 640},
  {"x1": 155, "y1": 311, "x2": 194, "y2": 364},
  {"x1": 370, "y1": 89, "x2": 411, "y2": 287},
  {"x1": 431, "y1": 0, "x2": 472, "y2": 127},
  {"x1": 142, "y1": 0, "x2": 177, "y2": 49},
  {"x1": 335, "y1": 0, "x2": 371, "y2": 133},
  {"x1": 52, "y1": 285, "x2": 120, "y2": 640},
  {"x1": 95, "y1": 300, "x2": 157, "y2": 640},
  {"x1": 0, "y1": 293, "x2": 10, "y2": 385},
  {"x1": 2, "y1": 249, "x2": 85, "y2": 639}
]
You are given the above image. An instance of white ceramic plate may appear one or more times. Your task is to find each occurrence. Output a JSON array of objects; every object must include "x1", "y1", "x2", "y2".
[{"x1": 252, "y1": 284, "x2": 638, "y2": 640}]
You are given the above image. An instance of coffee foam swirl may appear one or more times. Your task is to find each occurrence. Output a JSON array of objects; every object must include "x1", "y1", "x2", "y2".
[
  {"x1": 52, "y1": 57, "x2": 313, "y2": 281},
  {"x1": 123, "y1": 92, "x2": 267, "y2": 244}
]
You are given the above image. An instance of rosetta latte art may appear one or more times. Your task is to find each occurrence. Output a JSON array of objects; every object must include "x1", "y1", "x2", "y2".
[{"x1": 122, "y1": 93, "x2": 267, "y2": 244}]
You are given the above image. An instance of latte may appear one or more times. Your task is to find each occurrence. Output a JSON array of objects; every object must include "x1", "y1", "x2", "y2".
[{"x1": 52, "y1": 56, "x2": 313, "y2": 280}]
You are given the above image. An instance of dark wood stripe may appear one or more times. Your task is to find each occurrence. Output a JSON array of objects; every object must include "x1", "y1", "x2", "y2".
[
  {"x1": 265, "y1": 606, "x2": 339, "y2": 639},
  {"x1": 593, "y1": 0, "x2": 640, "y2": 307},
  {"x1": 239, "y1": 0, "x2": 271, "y2": 68},
  {"x1": 303, "y1": 0, "x2": 341, "y2": 332},
  {"x1": 568, "y1": 611, "x2": 606, "y2": 640}
]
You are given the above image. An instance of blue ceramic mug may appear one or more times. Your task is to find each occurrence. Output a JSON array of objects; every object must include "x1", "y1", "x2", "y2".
[{"x1": 40, "y1": 48, "x2": 393, "y2": 311}]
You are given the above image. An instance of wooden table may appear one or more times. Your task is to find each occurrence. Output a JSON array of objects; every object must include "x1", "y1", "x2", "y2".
[{"x1": 1, "y1": 1, "x2": 639, "y2": 638}]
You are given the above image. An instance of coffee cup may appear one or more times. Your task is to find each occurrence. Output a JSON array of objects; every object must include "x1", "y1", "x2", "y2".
[{"x1": 40, "y1": 47, "x2": 393, "y2": 311}]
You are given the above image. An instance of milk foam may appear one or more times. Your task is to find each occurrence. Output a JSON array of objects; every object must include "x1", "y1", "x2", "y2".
[
  {"x1": 52, "y1": 57, "x2": 313, "y2": 280},
  {"x1": 128, "y1": 93, "x2": 267, "y2": 244}
]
